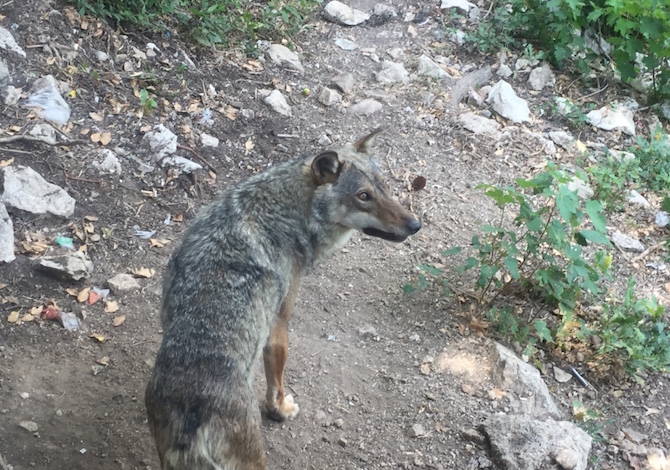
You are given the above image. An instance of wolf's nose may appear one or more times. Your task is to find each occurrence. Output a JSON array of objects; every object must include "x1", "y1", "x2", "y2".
[{"x1": 407, "y1": 219, "x2": 422, "y2": 234}]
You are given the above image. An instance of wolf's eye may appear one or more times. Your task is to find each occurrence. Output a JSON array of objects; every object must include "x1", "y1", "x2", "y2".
[{"x1": 357, "y1": 192, "x2": 370, "y2": 201}]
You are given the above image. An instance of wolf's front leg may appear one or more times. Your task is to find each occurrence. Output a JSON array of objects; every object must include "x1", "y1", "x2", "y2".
[{"x1": 263, "y1": 274, "x2": 300, "y2": 421}]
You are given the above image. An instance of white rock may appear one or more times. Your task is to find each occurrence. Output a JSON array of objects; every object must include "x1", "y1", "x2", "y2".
[
  {"x1": 323, "y1": 1, "x2": 370, "y2": 25},
  {"x1": 628, "y1": 190, "x2": 651, "y2": 209},
  {"x1": 0, "y1": 58, "x2": 9, "y2": 89},
  {"x1": 458, "y1": 112, "x2": 501, "y2": 138},
  {"x1": 567, "y1": 176, "x2": 594, "y2": 200},
  {"x1": 407, "y1": 423, "x2": 425, "y2": 437},
  {"x1": 660, "y1": 101, "x2": 670, "y2": 121},
  {"x1": 656, "y1": 211, "x2": 669, "y2": 227},
  {"x1": 528, "y1": 63, "x2": 556, "y2": 91},
  {"x1": 1, "y1": 166, "x2": 75, "y2": 217},
  {"x1": 449, "y1": 29, "x2": 466, "y2": 46},
  {"x1": 264, "y1": 89, "x2": 292, "y2": 117},
  {"x1": 586, "y1": 106, "x2": 635, "y2": 136},
  {"x1": 39, "y1": 251, "x2": 94, "y2": 281},
  {"x1": 144, "y1": 124, "x2": 178, "y2": 160},
  {"x1": 553, "y1": 366, "x2": 572, "y2": 383},
  {"x1": 332, "y1": 73, "x2": 355, "y2": 94},
  {"x1": 373, "y1": 4, "x2": 397, "y2": 18},
  {"x1": 201, "y1": 133, "x2": 219, "y2": 148},
  {"x1": 387, "y1": 47, "x2": 405, "y2": 60},
  {"x1": 548, "y1": 130, "x2": 575, "y2": 150},
  {"x1": 4, "y1": 85, "x2": 21, "y2": 106},
  {"x1": 610, "y1": 231, "x2": 645, "y2": 253},
  {"x1": 267, "y1": 44, "x2": 304, "y2": 74},
  {"x1": 318, "y1": 88, "x2": 342, "y2": 107},
  {"x1": 0, "y1": 26, "x2": 26, "y2": 57},
  {"x1": 487, "y1": 80, "x2": 531, "y2": 123},
  {"x1": 440, "y1": 0, "x2": 476, "y2": 13},
  {"x1": 609, "y1": 149, "x2": 636, "y2": 162},
  {"x1": 93, "y1": 149, "x2": 122, "y2": 174},
  {"x1": 19, "y1": 421, "x2": 38, "y2": 432},
  {"x1": 350, "y1": 99, "x2": 382, "y2": 115},
  {"x1": 334, "y1": 38, "x2": 358, "y2": 50},
  {"x1": 417, "y1": 55, "x2": 451, "y2": 80},
  {"x1": 318, "y1": 133, "x2": 333, "y2": 146},
  {"x1": 162, "y1": 156, "x2": 202, "y2": 174},
  {"x1": 29, "y1": 123, "x2": 57, "y2": 145},
  {"x1": 24, "y1": 75, "x2": 71, "y2": 126},
  {"x1": 0, "y1": 203, "x2": 14, "y2": 263},
  {"x1": 497, "y1": 64, "x2": 513, "y2": 78},
  {"x1": 107, "y1": 273, "x2": 141, "y2": 293},
  {"x1": 93, "y1": 50, "x2": 109, "y2": 62},
  {"x1": 376, "y1": 60, "x2": 409, "y2": 84}
]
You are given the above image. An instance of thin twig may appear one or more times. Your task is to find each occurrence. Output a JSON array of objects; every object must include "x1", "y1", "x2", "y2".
[
  {"x1": 632, "y1": 241, "x2": 667, "y2": 263},
  {"x1": 65, "y1": 173, "x2": 103, "y2": 184},
  {"x1": 176, "y1": 143, "x2": 217, "y2": 174},
  {"x1": 576, "y1": 85, "x2": 609, "y2": 103},
  {"x1": 0, "y1": 134, "x2": 90, "y2": 146}
]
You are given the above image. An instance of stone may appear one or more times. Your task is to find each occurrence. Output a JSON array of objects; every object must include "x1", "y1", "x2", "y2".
[
  {"x1": 553, "y1": 366, "x2": 572, "y2": 383},
  {"x1": 2, "y1": 166, "x2": 75, "y2": 217},
  {"x1": 323, "y1": 1, "x2": 370, "y2": 26},
  {"x1": 491, "y1": 342, "x2": 560, "y2": 419},
  {"x1": 332, "y1": 418, "x2": 344, "y2": 428},
  {"x1": 440, "y1": 0, "x2": 476, "y2": 14},
  {"x1": 0, "y1": 58, "x2": 9, "y2": 91},
  {"x1": 376, "y1": 60, "x2": 409, "y2": 84},
  {"x1": 407, "y1": 423, "x2": 425, "y2": 437},
  {"x1": 107, "y1": 273, "x2": 141, "y2": 293},
  {"x1": 201, "y1": 133, "x2": 219, "y2": 148},
  {"x1": 417, "y1": 55, "x2": 451, "y2": 80},
  {"x1": 0, "y1": 203, "x2": 14, "y2": 263},
  {"x1": 267, "y1": 44, "x2": 304, "y2": 74},
  {"x1": 610, "y1": 231, "x2": 645, "y2": 253},
  {"x1": 334, "y1": 38, "x2": 358, "y2": 50},
  {"x1": 318, "y1": 88, "x2": 342, "y2": 107},
  {"x1": 656, "y1": 211, "x2": 669, "y2": 228},
  {"x1": 332, "y1": 73, "x2": 355, "y2": 94},
  {"x1": 660, "y1": 101, "x2": 670, "y2": 121},
  {"x1": 29, "y1": 123, "x2": 57, "y2": 145},
  {"x1": 337, "y1": 437, "x2": 348, "y2": 447},
  {"x1": 93, "y1": 149, "x2": 122, "y2": 174},
  {"x1": 487, "y1": 80, "x2": 531, "y2": 123},
  {"x1": 461, "y1": 428, "x2": 486, "y2": 445},
  {"x1": 39, "y1": 251, "x2": 94, "y2": 281},
  {"x1": 567, "y1": 176, "x2": 594, "y2": 200},
  {"x1": 548, "y1": 131, "x2": 575, "y2": 150},
  {"x1": 528, "y1": 64, "x2": 556, "y2": 91},
  {"x1": 458, "y1": 112, "x2": 502, "y2": 139},
  {"x1": 497, "y1": 64, "x2": 513, "y2": 78},
  {"x1": 19, "y1": 421, "x2": 38, "y2": 432},
  {"x1": 93, "y1": 50, "x2": 109, "y2": 62},
  {"x1": 144, "y1": 124, "x2": 178, "y2": 161},
  {"x1": 647, "y1": 448, "x2": 669, "y2": 470},
  {"x1": 0, "y1": 26, "x2": 26, "y2": 57},
  {"x1": 467, "y1": 89, "x2": 485, "y2": 107},
  {"x1": 264, "y1": 90, "x2": 292, "y2": 117},
  {"x1": 609, "y1": 149, "x2": 636, "y2": 162},
  {"x1": 4, "y1": 85, "x2": 20, "y2": 106},
  {"x1": 627, "y1": 190, "x2": 651, "y2": 209},
  {"x1": 359, "y1": 325, "x2": 378, "y2": 338},
  {"x1": 586, "y1": 106, "x2": 635, "y2": 136},
  {"x1": 24, "y1": 75, "x2": 71, "y2": 126},
  {"x1": 161, "y1": 156, "x2": 202, "y2": 174},
  {"x1": 449, "y1": 29, "x2": 466, "y2": 46},
  {"x1": 350, "y1": 99, "x2": 382, "y2": 115},
  {"x1": 622, "y1": 428, "x2": 648, "y2": 444},
  {"x1": 387, "y1": 47, "x2": 405, "y2": 60},
  {"x1": 480, "y1": 415, "x2": 592, "y2": 470}
]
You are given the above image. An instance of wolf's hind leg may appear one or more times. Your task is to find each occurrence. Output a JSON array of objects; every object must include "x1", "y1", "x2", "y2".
[{"x1": 263, "y1": 269, "x2": 300, "y2": 421}]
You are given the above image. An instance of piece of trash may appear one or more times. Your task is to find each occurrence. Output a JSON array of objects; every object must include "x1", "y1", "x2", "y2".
[
  {"x1": 163, "y1": 214, "x2": 171, "y2": 225},
  {"x1": 570, "y1": 367, "x2": 591, "y2": 388},
  {"x1": 54, "y1": 236, "x2": 75, "y2": 250},
  {"x1": 134, "y1": 229, "x2": 156, "y2": 239},
  {"x1": 327, "y1": 334, "x2": 336, "y2": 341},
  {"x1": 40, "y1": 305, "x2": 60, "y2": 321},
  {"x1": 200, "y1": 107, "x2": 214, "y2": 126},
  {"x1": 59, "y1": 312, "x2": 80, "y2": 331},
  {"x1": 79, "y1": 448, "x2": 86, "y2": 455}
]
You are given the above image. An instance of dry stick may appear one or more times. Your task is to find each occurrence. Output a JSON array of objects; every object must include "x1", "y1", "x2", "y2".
[
  {"x1": 0, "y1": 452, "x2": 9, "y2": 470},
  {"x1": 0, "y1": 134, "x2": 89, "y2": 146},
  {"x1": 65, "y1": 172, "x2": 103, "y2": 184},
  {"x1": 632, "y1": 241, "x2": 667, "y2": 263},
  {"x1": 176, "y1": 143, "x2": 217, "y2": 174}
]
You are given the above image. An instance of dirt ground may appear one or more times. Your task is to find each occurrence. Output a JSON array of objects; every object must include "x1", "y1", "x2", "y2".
[{"x1": 1, "y1": 0, "x2": 669, "y2": 469}]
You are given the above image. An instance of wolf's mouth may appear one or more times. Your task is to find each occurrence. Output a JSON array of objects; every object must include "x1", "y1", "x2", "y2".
[{"x1": 363, "y1": 227, "x2": 408, "y2": 243}]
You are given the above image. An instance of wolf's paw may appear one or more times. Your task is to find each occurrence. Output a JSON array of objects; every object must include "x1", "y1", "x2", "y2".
[{"x1": 265, "y1": 394, "x2": 300, "y2": 422}]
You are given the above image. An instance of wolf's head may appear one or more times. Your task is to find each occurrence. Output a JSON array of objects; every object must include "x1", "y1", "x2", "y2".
[{"x1": 309, "y1": 129, "x2": 421, "y2": 243}]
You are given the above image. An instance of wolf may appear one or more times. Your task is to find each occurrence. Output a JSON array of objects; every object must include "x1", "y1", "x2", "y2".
[{"x1": 145, "y1": 129, "x2": 421, "y2": 470}]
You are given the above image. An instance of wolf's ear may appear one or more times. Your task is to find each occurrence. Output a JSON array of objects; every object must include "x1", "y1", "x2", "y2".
[
  {"x1": 312, "y1": 151, "x2": 343, "y2": 185},
  {"x1": 353, "y1": 128, "x2": 383, "y2": 154}
]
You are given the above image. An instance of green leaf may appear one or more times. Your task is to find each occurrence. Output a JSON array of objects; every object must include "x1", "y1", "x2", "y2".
[
  {"x1": 441, "y1": 246, "x2": 463, "y2": 256},
  {"x1": 526, "y1": 217, "x2": 543, "y2": 232},
  {"x1": 482, "y1": 225, "x2": 506, "y2": 233},
  {"x1": 535, "y1": 320, "x2": 553, "y2": 343},
  {"x1": 662, "y1": 197, "x2": 670, "y2": 213},
  {"x1": 585, "y1": 200, "x2": 607, "y2": 233},
  {"x1": 577, "y1": 229, "x2": 613, "y2": 246},
  {"x1": 402, "y1": 283, "x2": 416, "y2": 295},
  {"x1": 418, "y1": 264, "x2": 443, "y2": 276},
  {"x1": 458, "y1": 257, "x2": 479, "y2": 272},
  {"x1": 504, "y1": 256, "x2": 520, "y2": 279}
]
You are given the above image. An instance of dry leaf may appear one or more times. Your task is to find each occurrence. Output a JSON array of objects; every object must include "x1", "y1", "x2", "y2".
[
  {"x1": 100, "y1": 132, "x2": 112, "y2": 145},
  {"x1": 90, "y1": 333, "x2": 106, "y2": 342},
  {"x1": 664, "y1": 416, "x2": 670, "y2": 430},
  {"x1": 89, "y1": 233, "x2": 101, "y2": 242},
  {"x1": 104, "y1": 300, "x2": 119, "y2": 313},
  {"x1": 0, "y1": 283, "x2": 7, "y2": 290},
  {"x1": 30, "y1": 306, "x2": 42, "y2": 316},
  {"x1": 77, "y1": 287, "x2": 90, "y2": 303},
  {"x1": 133, "y1": 267, "x2": 155, "y2": 278},
  {"x1": 420, "y1": 363, "x2": 431, "y2": 375},
  {"x1": 461, "y1": 383, "x2": 476, "y2": 396},
  {"x1": 435, "y1": 422, "x2": 446, "y2": 433},
  {"x1": 66, "y1": 287, "x2": 78, "y2": 297},
  {"x1": 469, "y1": 316, "x2": 490, "y2": 334},
  {"x1": 0, "y1": 158, "x2": 14, "y2": 167},
  {"x1": 89, "y1": 112, "x2": 104, "y2": 122},
  {"x1": 112, "y1": 315, "x2": 126, "y2": 327},
  {"x1": 488, "y1": 388, "x2": 507, "y2": 400},
  {"x1": 244, "y1": 139, "x2": 254, "y2": 156},
  {"x1": 97, "y1": 356, "x2": 110, "y2": 366},
  {"x1": 665, "y1": 282, "x2": 670, "y2": 295},
  {"x1": 21, "y1": 314, "x2": 34, "y2": 322},
  {"x1": 150, "y1": 238, "x2": 170, "y2": 248},
  {"x1": 7, "y1": 311, "x2": 19, "y2": 323},
  {"x1": 575, "y1": 140, "x2": 587, "y2": 153},
  {"x1": 90, "y1": 132, "x2": 101, "y2": 143}
]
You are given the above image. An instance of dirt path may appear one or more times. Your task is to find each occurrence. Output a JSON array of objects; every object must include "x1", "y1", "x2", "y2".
[{"x1": 1, "y1": 1, "x2": 669, "y2": 469}]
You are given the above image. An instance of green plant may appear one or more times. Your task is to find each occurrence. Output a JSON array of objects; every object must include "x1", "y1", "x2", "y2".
[
  {"x1": 631, "y1": 127, "x2": 670, "y2": 192},
  {"x1": 586, "y1": 152, "x2": 641, "y2": 211},
  {"x1": 594, "y1": 277, "x2": 670, "y2": 378},
  {"x1": 72, "y1": 0, "x2": 177, "y2": 28},
  {"x1": 139, "y1": 88, "x2": 158, "y2": 114}
]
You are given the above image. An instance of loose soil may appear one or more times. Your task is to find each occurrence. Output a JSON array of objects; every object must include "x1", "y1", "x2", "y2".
[{"x1": 0, "y1": 1, "x2": 669, "y2": 469}]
